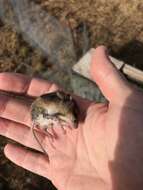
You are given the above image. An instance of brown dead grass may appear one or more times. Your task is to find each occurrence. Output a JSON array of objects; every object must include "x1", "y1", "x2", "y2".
[{"x1": 1, "y1": 0, "x2": 143, "y2": 189}]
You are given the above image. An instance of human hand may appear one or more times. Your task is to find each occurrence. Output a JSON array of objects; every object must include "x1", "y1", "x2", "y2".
[{"x1": 0, "y1": 46, "x2": 143, "y2": 190}]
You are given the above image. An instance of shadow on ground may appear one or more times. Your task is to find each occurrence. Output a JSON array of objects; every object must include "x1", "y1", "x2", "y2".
[{"x1": 112, "y1": 40, "x2": 143, "y2": 70}]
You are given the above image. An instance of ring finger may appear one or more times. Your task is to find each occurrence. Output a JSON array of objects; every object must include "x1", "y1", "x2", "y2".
[{"x1": 0, "y1": 118, "x2": 55, "y2": 154}]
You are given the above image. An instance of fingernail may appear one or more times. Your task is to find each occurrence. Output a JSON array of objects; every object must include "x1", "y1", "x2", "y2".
[{"x1": 90, "y1": 48, "x2": 96, "y2": 55}]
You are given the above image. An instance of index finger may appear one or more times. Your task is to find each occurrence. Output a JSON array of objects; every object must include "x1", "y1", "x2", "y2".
[{"x1": 0, "y1": 72, "x2": 58, "y2": 97}]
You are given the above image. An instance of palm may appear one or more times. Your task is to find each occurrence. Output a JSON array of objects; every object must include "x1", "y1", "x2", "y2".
[{"x1": 42, "y1": 101, "x2": 111, "y2": 190}]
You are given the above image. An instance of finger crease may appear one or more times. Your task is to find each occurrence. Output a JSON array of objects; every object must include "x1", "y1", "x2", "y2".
[
  {"x1": 0, "y1": 119, "x2": 10, "y2": 135},
  {"x1": 23, "y1": 78, "x2": 33, "y2": 95},
  {"x1": 0, "y1": 96, "x2": 10, "y2": 117},
  {"x1": 23, "y1": 106, "x2": 31, "y2": 127},
  {"x1": 20, "y1": 149, "x2": 29, "y2": 167}
]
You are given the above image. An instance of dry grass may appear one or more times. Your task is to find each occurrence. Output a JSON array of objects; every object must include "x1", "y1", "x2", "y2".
[{"x1": 0, "y1": 0, "x2": 143, "y2": 189}]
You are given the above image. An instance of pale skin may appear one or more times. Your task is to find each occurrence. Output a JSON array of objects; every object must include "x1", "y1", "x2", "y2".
[{"x1": 0, "y1": 46, "x2": 143, "y2": 190}]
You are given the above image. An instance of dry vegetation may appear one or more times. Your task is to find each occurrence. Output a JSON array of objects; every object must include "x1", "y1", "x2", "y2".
[{"x1": 0, "y1": 0, "x2": 143, "y2": 189}]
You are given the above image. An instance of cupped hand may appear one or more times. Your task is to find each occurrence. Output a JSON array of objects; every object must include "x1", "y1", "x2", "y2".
[{"x1": 0, "y1": 46, "x2": 143, "y2": 190}]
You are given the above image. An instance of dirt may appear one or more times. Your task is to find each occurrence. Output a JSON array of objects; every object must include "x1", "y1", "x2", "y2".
[
  {"x1": 0, "y1": 0, "x2": 143, "y2": 189},
  {"x1": 40, "y1": 0, "x2": 143, "y2": 69}
]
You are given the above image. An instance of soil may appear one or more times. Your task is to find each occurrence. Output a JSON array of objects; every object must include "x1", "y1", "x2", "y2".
[{"x1": 0, "y1": 0, "x2": 143, "y2": 189}]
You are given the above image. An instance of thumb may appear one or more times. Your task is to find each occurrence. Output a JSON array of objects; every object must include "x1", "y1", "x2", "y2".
[{"x1": 91, "y1": 46, "x2": 132, "y2": 104}]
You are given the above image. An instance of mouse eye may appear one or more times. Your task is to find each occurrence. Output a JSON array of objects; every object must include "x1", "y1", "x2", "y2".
[
  {"x1": 43, "y1": 113, "x2": 49, "y2": 118},
  {"x1": 43, "y1": 112, "x2": 63, "y2": 118},
  {"x1": 73, "y1": 118, "x2": 77, "y2": 123}
]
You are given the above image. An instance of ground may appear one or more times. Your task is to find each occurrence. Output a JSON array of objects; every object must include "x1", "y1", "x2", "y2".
[{"x1": 0, "y1": 0, "x2": 143, "y2": 189}]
